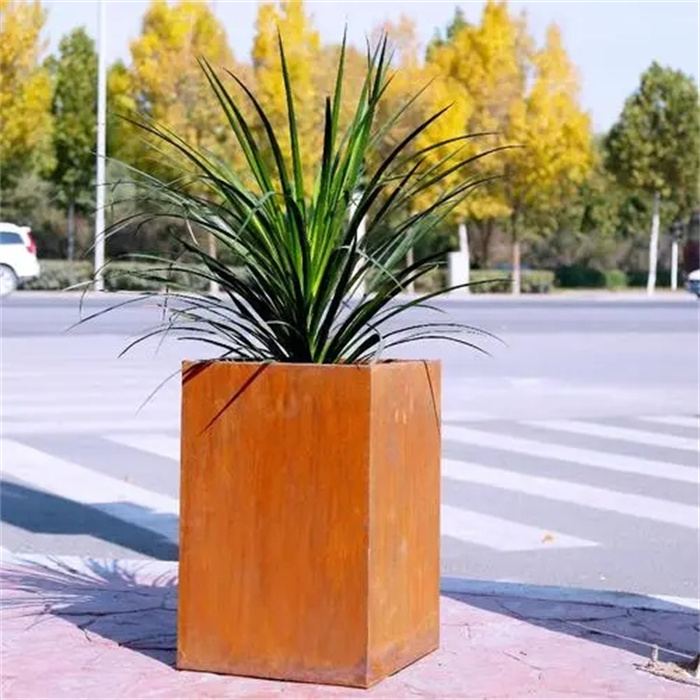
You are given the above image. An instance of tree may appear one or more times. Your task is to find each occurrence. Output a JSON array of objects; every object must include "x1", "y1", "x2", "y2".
[
  {"x1": 126, "y1": 0, "x2": 236, "y2": 174},
  {"x1": 252, "y1": 0, "x2": 322, "y2": 188},
  {"x1": 425, "y1": 1, "x2": 529, "y2": 277},
  {"x1": 506, "y1": 24, "x2": 593, "y2": 292},
  {"x1": 369, "y1": 16, "x2": 472, "y2": 289},
  {"x1": 0, "y1": 0, "x2": 53, "y2": 193},
  {"x1": 106, "y1": 60, "x2": 137, "y2": 165},
  {"x1": 605, "y1": 62, "x2": 700, "y2": 293},
  {"x1": 427, "y1": 6, "x2": 469, "y2": 56},
  {"x1": 524, "y1": 139, "x2": 629, "y2": 272},
  {"x1": 50, "y1": 28, "x2": 97, "y2": 260},
  {"x1": 120, "y1": 0, "x2": 237, "y2": 276},
  {"x1": 425, "y1": 2, "x2": 592, "y2": 291}
]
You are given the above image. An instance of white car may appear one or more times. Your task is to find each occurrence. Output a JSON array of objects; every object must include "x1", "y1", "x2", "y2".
[
  {"x1": 687, "y1": 269, "x2": 700, "y2": 297},
  {"x1": 0, "y1": 222, "x2": 40, "y2": 297}
]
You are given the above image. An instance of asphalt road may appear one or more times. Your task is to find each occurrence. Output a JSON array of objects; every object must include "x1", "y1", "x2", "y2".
[{"x1": 1, "y1": 292, "x2": 698, "y2": 601}]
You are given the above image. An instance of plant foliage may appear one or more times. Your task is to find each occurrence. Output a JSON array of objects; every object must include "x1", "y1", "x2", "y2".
[{"x1": 84, "y1": 33, "x2": 505, "y2": 363}]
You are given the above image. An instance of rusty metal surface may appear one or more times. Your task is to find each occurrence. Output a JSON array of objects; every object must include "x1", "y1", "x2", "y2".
[{"x1": 177, "y1": 361, "x2": 442, "y2": 687}]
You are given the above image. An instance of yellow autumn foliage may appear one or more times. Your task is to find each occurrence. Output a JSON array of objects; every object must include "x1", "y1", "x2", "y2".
[
  {"x1": 252, "y1": 0, "x2": 322, "y2": 190},
  {"x1": 109, "y1": 0, "x2": 237, "y2": 180},
  {"x1": 421, "y1": 0, "x2": 592, "y2": 288},
  {"x1": 0, "y1": 0, "x2": 53, "y2": 183},
  {"x1": 508, "y1": 24, "x2": 593, "y2": 215}
]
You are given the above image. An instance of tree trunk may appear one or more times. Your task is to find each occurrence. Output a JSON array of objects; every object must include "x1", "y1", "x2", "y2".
[
  {"x1": 671, "y1": 238, "x2": 679, "y2": 291},
  {"x1": 405, "y1": 247, "x2": 415, "y2": 294},
  {"x1": 646, "y1": 191, "x2": 660, "y2": 295},
  {"x1": 208, "y1": 232, "x2": 219, "y2": 295},
  {"x1": 67, "y1": 200, "x2": 75, "y2": 262},
  {"x1": 511, "y1": 214, "x2": 521, "y2": 295},
  {"x1": 477, "y1": 219, "x2": 493, "y2": 269},
  {"x1": 458, "y1": 221, "x2": 470, "y2": 294}
]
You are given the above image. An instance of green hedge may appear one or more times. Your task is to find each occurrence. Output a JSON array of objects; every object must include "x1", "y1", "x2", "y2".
[
  {"x1": 414, "y1": 267, "x2": 447, "y2": 293},
  {"x1": 468, "y1": 269, "x2": 555, "y2": 294},
  {"x1": 604, "y1": 269, "x2": 628, "y2": 289},
  {"x1": 21, "y1": 259, "x2": 246, "y2": 292},
  {"x1": 627, "y1": 269, "x2": 671, "y2": 287},
  {"x1": 555, "y1": 266, "x2": 628, "y2": 290},
  {"x1": 555, "y1": 267, "x2": 672, "y2": 290},
  {"x1": 103, "y1": 261, "x2": 210, "y2": 292},
  {"x1": 22, "y1": 260, "x2": 93, "y2": 290},
  {"x1": 410, "y1": 269, "x2": 555, "y2": 294},
  {"x1": 30, "y1": 261, "x2": 618, "y2": 295}
]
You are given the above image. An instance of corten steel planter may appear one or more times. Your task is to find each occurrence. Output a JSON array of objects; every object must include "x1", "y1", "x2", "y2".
[{"x1": 176, "y1": 359, "x2": 441, "y2": 688}]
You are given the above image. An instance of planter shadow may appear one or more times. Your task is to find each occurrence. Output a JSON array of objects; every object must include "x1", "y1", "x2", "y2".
[
  {"x1": 442, "y1": 579, "x2": 700, "y2": 669},
  {"x1": 0, "y1": 479, "x2": 178, "y2": 560},
  {"x1": 0, "y1": 556, "x2": 178, "y2": 667}
]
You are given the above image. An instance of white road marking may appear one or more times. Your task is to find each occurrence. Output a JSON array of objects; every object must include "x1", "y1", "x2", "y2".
[
  {"x1": 524, "y1": 419, "x2": 699, "y2": 452},
  {"x1": 442, "y1": 459, "x2": 699, "y2": 529},
  {"x1": 0, "y1": 420, "x2": 179, "y2": 435},
  {"x1": 106, "y1": 433, "x2": 180, "y2": 462},
  {"x1": 442, "y1": 425, "x2": 698, "y2": 484},
  {"x1": 0, "y1": 439, "x2": 179, "y2": 541},
  {"x1": 441, "y1": 410, "x2": 495, "y2": 422},
  {"x1": 440, "y1": 504, "x2": 598, "y2": 552},
  {"x1": 0, "y1": 404, "x2": 171, "y2": 418},
  {"x1": 640, "y1": 415, "x2": 700, "y2": 430}
]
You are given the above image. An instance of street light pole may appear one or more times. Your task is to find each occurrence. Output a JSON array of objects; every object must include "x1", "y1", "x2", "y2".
[{"x1": 94, "y1": 0, "x2": 107, "y2": 291}]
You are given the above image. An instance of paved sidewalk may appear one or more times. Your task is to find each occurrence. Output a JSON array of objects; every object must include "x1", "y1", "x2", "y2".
[{"x1": 1, "y1": 555, "x2": 698, "y2": 699}]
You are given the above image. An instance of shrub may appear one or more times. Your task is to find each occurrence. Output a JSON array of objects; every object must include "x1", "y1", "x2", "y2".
[
  {"x1": 555, "y1": 265, "x2": 606, "y2": 288},
  {"x1": 21, "y1": 260, "x2": 93, "y2": 290},
  {"x1": 21, "y1": 259, "x2": 248, "y2": 292},
  {"x1": 468, "y1": 269, "x2": 554, "y2": 293},
  {"x1": 469, "y1": 270, "x2": 511, "y2": 293},
  {"x1": 604, "y1": 269, "x2": 628, "y2": 289},
  {"x1": 413, "y1": 267, "x2": 447, "y2": 294},
  {"x1": 627, "y1": 269, "x2": 671, "y2": 287},
  {"x1": 555, "y1": 265, "x2": 629, "y2": 290},
  {"x1": 103, "y1": 262, "x2": 211, "y2": 293},
  {"x1": 523, "y1": 270, "x2": 555, "y2": 293}
]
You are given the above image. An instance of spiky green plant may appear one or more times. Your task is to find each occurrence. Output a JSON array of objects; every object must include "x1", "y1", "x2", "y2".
[{"x1": 86, "y1": 34, "x2": 508, "y2": 363}]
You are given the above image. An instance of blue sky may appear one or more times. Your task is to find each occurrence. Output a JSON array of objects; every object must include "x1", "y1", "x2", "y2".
[{"x1": 44, "y1": 0, "x2": 699, "y2": 133}]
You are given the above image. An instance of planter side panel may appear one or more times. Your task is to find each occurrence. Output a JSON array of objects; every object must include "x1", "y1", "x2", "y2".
[
  {"x1": 177, "y1": 362, "x2": 372, "y2": 685},
  {"x1": 367, "y1": 361, "x2": 441, "y2": 682}
]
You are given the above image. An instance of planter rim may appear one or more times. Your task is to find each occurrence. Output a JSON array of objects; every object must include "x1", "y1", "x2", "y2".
[{"x1": 181, "y1": 359, "x2": 441, "y2": 370}]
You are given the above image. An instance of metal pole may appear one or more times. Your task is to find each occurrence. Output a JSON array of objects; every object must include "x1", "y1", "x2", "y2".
[
  {"x1": 671, "y1": 239, "x2": 679, "y2": 291},
  {"x1": 94, "y1": 0, "x2": 107, "y2": 291}
]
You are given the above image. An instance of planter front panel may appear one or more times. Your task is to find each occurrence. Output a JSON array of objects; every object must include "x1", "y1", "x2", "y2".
[{"x1": 177, "y1": 361, "x2": 440, "y2": 687}]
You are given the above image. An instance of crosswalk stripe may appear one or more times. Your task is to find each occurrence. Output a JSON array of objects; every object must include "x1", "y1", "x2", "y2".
[
  {"x1": 441, "y1": 410, "x2": 495, "y2": 422},
  {"x1": 442, "y1": 459, "x2": 699, "y2": 529},
  {"x1": 640, "y1": 415, "x2": 700, "y2": 430},
  {"x1": 1, "y1": 393, "x2": 166, "y2": 404},
  {"x1": 0, "y1": 373, "x2": 166, "y2": 383},
  {"x1": 105, "y1": 433, "x2": 180, "y2": 461},
  {"x1": 440, "y1": 504, "x2": 598, "y2": 552},
  {"x1": 442, "y1": 425, "x2": 698, "y2": 485},
  {"x1": 524, "y1": 419, "x2": 699, "y2": 452},
  {"x1": 0, "y1": 439, "x2": 179, "y2": 541},
  {"x1": 0, "y1": 419, "x2": 178, "y2": 436},
  {"x1": 0, "y1": 404, "x2": 175, "y2": 418},
  {"x1": 1, "y1": 437, "x2": 600, "y2": 553}
]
